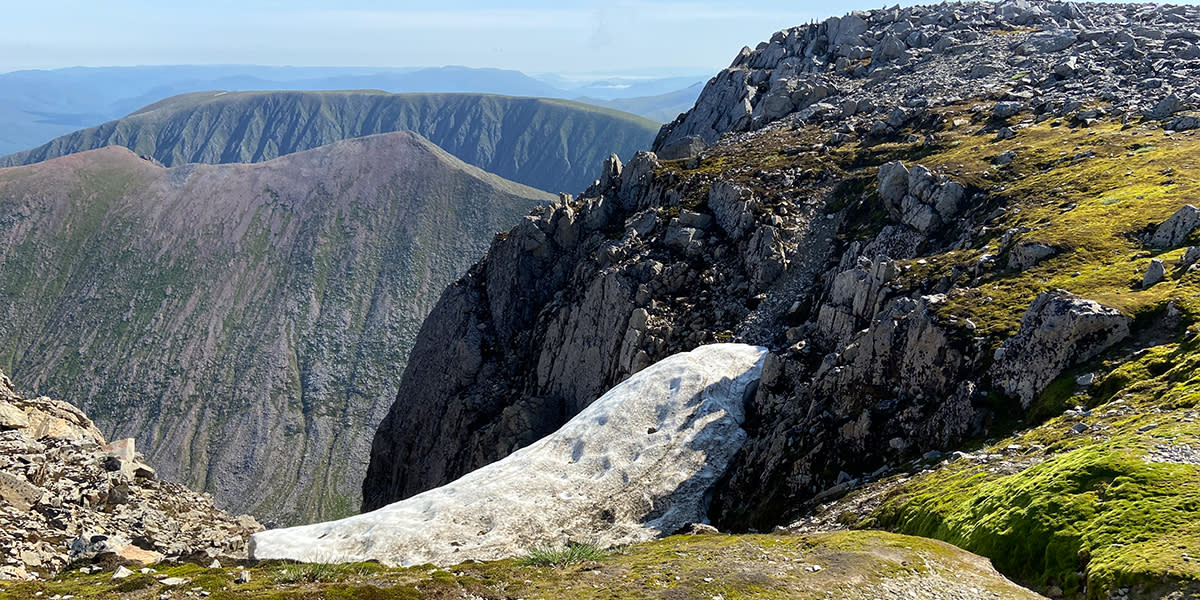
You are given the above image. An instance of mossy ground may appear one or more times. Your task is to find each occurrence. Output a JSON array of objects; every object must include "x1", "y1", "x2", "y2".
[
  {"x1": 0, "y1": 531, "x2": 1039, "y2": 599},
  {"x1": 864, "y1": 329, "x2": 1200, "y2": 599}
]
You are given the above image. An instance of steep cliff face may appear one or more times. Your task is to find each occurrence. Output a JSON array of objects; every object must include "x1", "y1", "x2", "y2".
[
  {"x1": 361, "y1": 146, "x2": 840, "y2": 510},
  {"x1": 0, "y1": 91, "x2": 660, "y2": 194},
  {"x1": 0, "y1": 133, "x2": 552, "y2": 525},
  {"x1": 364, "y1": 1, "x2": 1200, "y2": 595}
]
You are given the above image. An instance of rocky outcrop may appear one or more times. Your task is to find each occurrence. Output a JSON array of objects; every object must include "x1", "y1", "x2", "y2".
[
  {"x1": 252, "y1": 345, "x2": 766, "y2": 566},
  {"x1": 990, "y1": 290, "x2": 1132, "y2": 406},
  {"x1": 656, "y1": 2, "x2": 1200, "y2": 152},
  {"x1": 0, "y1": 370, "x2": 260, "y2": 581},
  {"x1": 877, "y1": 161, "x2": 967, "y2": 235},
  {"x1": 713, "y1": 292, "x2": 985, "y2": 529},
  {"x1": 0, "y1": 134, "x2": 552, "y2": 525},
  {"x1": 814, "y1": 256, "x2": 897, "y2": 345}
]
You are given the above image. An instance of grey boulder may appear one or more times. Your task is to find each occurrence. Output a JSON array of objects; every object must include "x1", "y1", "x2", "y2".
[
  {"x1": 1149, "y1": 204, "x2": 1200, "y2": 248},
  {"x1": 990, "y1": 290, "x2": 1131, "y2": 407}
]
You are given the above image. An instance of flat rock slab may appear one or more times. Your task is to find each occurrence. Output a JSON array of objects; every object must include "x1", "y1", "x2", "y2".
[{"x1": 249, "y1": 343, "x2": 767, "y2": 567}]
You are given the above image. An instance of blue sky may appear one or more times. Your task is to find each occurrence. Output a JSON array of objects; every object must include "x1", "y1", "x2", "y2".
[{"x1": 1, "y1": 1, "x2": 851, "y2": 75}]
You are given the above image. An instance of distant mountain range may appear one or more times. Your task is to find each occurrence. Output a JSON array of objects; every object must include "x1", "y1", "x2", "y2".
[
  {"x1": 0, "y1": 90, "x2": 661, "y2": 194},
  {"x1": 577, "y1": 82, "x2": 705, "y2": 124},
  {"x1": 0, "y1": 132, "x2": 553, "y2": 525},
  {"x1": 0, "y1": 65, "x2": 704, "y2": 156}
]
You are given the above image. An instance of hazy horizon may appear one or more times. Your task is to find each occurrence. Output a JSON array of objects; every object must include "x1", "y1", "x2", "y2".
[{"x1": 3, "y1": 1, "x2": 855, "y2": 75}]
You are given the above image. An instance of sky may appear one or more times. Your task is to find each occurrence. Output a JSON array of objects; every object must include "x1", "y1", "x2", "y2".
[{"x1": 0, "y1": 1, "x2": 847, "y2": 76}]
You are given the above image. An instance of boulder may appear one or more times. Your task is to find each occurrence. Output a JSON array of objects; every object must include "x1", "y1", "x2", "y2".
[
  {"x1": 0, "y1": 471, "x2": 43, "y2": 512},
  {"x1": 250, "y1": 344, "x2": 767, "y2": 567},
  {"x1": 665, "y1": 222, "x2": 699, "y2": 253},
  {"x1": 1167, "y1": 115, "x2": 1200, "y2": 131},
  {"x1": 1149, "y1": 204, "x2": 1200, "y2": 248},
  {"x1": 990, "y1": 291, "x2": 1131, "y2": 407},
  {"x1": 877, "y1": 161, "x2": 911, "y2": 208},
  {"x1": 707, "y1": 181, "x2": 758, "y2": 240},
  {"x1": 1146, "y1": 94, "x2": 1183, "y2": 120},
  {"x1": 1016, "y1": 29, "x2": 1077, "y2": 54},
  {"x1": 993, "y1": 102, "x2": 1023, "y2": 119},
  {"x1": 656, "y1": 135, "x2": 708, "y2": 161},
  {"x1": 21, "y1": 397, "x2": 105, "y2": 444}
]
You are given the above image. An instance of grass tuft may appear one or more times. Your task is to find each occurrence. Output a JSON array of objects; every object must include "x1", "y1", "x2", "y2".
[
  {"x1": 273, "y1": 561, "x2": 379, "y2": 584},
  {"x1": 518, "y1": 542, "x2": 610, "y2": 567}
]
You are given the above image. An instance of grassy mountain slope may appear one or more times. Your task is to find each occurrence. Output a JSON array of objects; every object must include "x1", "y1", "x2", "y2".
[
  {"x1": 0, "y1": 133, "x2": 552, "y2": 526},
  {"x1": 0, "y1": 90, "x2": 659, "y2": 193}
]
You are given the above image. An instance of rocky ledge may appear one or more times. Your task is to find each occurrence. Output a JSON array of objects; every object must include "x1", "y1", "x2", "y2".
[{"x1": 0, "y1": 370, "x2": 261, "y2": 581}]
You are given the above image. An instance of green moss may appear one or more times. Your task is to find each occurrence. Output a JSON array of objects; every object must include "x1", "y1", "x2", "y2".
[{"x1": 873, "y1": 334, "x2": 1200, "y2": 598}]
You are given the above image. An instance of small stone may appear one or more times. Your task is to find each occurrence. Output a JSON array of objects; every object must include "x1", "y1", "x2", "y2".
[
  {"x1": 112, "y1": 566, "x2": 134, "y2": 580},
  {"x1": 1070, "y1": 422, "x2": 1090, "y2": 435},
  {"x1": 207, "y1": 559, "x2": 221, "y2": 569},
  {"x1": 159, "y1": 577, "x2": 189, "y2": 586},
  {"x1": 235, "y1": 570, "x2": 251, "y2": 584},
  {"x1": 679, "y1": 523, "x2": 720, "y2": 536},
  {"x1": 1075, "y1": 373, "x2": 1095, "y2": 386},
  {"x1": 993, "y1": 102, "x2": 1022, "y2": 119},
  {"x1": 1138, "y1": 423, "x2": 1159, "y2": 433},
  {"x1": 1143, "y1": 259, "x2": 1166, "y2": 288}
]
